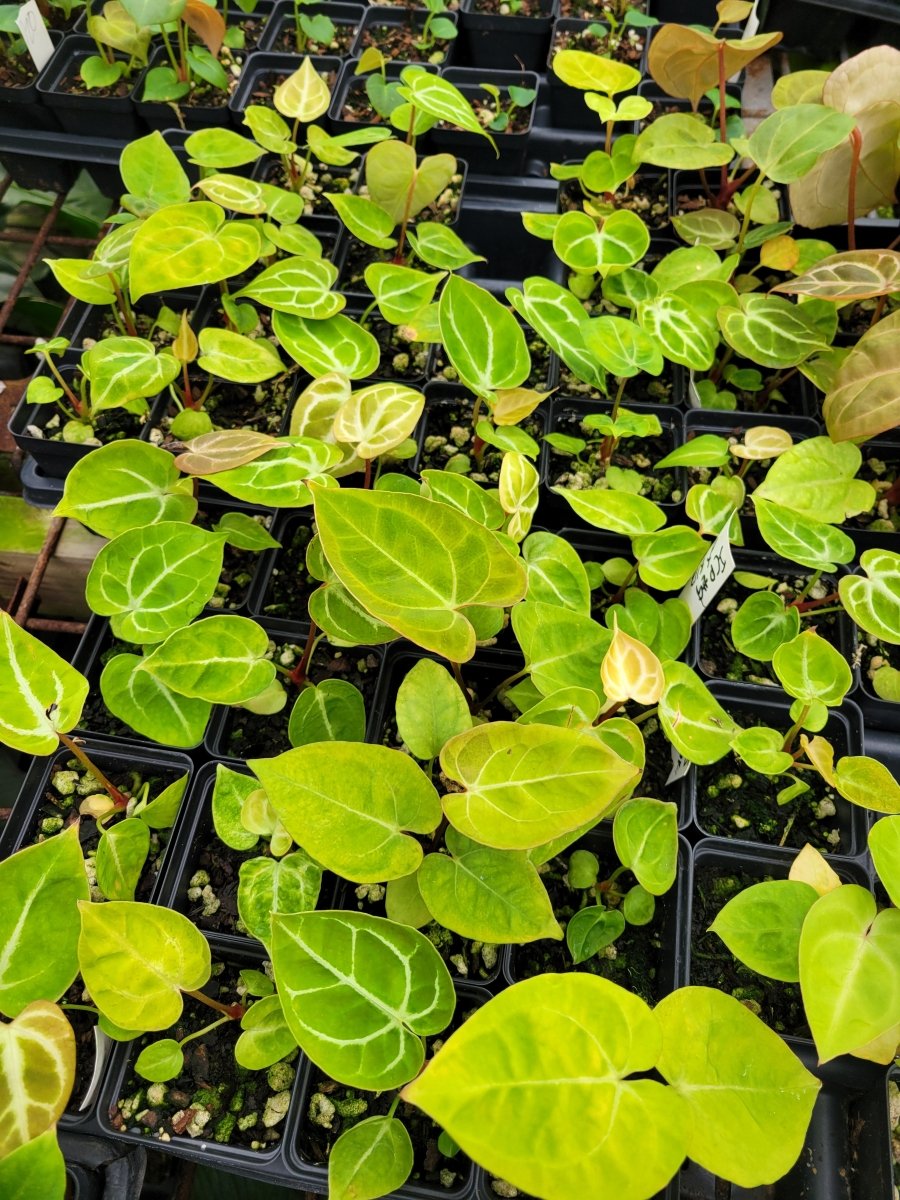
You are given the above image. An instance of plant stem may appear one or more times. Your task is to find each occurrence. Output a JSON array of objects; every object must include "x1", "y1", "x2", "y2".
[
  {"x1": 716, "y1": 42, "x2": 728, "y2": 198},
  {"x1": 594, "y1": 701, "x2": 623, "y2": 725},
  {"x1": 781, "y1": 703, "x2": 810, "y2": 753},
  {"x1": 43, "y1": 354, "x2": 82, "y2": 415},
  {"x1": 869, "y1": 293, "x2": 887, "y2": 327},
  {"x1": 793, "y1": 569, "x2": 822, "y2": 604},
  {"x1": 387, "y1": 1094, "x2": 402, "y2": 1119},
  {"x1": 708, "y1": 345, "x2": 734, "y2": 387},
  {"x1": 606, "y1": 562, "x2": 639, "y2": 608},
  {"x1": 790, "y1": 590, "x2": 840, "y2": 614},
  {"x1": 184, "y1": 989, "x2": 246, "y2": 1020},
  {"x1": 364, "y1": 458, "x2": 374, "y2": 489},
  {"x1": 735, "y1": 169, "x2": 765, "y2": 255},
  {"x1": 289, "y1": 622, "x2": 319, "y2": 688},
  {"x1": 181, "y1": 360, "x2": 194, "y2": 408},
  {"x1": 57, "y1": 732, "x2": 128, "y2": 809},
  {"x1": 180, "y1": 1014, "x2": 234, "y2": 1048},
  {"x1": 108, "y1": 276, "x2": 138, "y2": 336},
  {"x1": 59, "y1": 1003, "x2": 100, "y2": 1015},
  {"x1": 847, "y1": 126, "x2": 863, "y2": 251},
  {"x1": 160, "y1": 25, "x2": 180, "y2": 75},
  {"x1": 480, "y1": 666, "x2": 528, "y2": 708},
  {"x1": 631, "y1": 706, "x2": 658, "y2": 726},
  {"x1": 759, "y1": 365, "x2": 798, "y2": 406}
]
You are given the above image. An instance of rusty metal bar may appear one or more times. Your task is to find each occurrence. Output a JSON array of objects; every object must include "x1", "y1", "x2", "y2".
[
  {"x1": 12, "y1": 516, "x2": 67, "y2": 627},
  {"x1": 0, "y1": 228, "x2": 99, "y2": 248},
  {"x1": 0, "y1": 190, "x2": 66, "y2": 336},
  {"x1": 25, "y1": 617, "x2": 87, "y2": 635}
]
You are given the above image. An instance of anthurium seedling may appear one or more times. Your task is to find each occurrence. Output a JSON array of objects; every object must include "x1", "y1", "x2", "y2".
[
  {"x1": 403, "y1": 975, "x2": 820, "y2": 1199},
  {"x1": 552, "y1": 50, "x2": 648, "y2": 154},
  {"x1": 81, "y1": 0, "x2": 151, "y2": 91},
  {"x1": 711, "y1": 833, "x2": 900, "y2": 1064},
  {"x1": 25, "y1": 335, "x2": 179, "y2": 444},
  {"x1": 121, "y1": 0, "x2": 233, "y2": 105}
]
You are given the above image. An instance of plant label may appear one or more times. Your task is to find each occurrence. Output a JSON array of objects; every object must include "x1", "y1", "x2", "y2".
[
  {"x1": 741, "y1": 0, "x2": 761, "y2": 38},
  {"x1": 687, "y1": 370, "x2": 703, "y2": 409},
  {"x1": 666, "y1": 745, "x2": 692, "y2": 785},
  {"x1": 16, "y1": 0, "x2": 54, "y2": 71},
  {"x1": 679, "y1": 522, "x2": 735, "y2": 622}
]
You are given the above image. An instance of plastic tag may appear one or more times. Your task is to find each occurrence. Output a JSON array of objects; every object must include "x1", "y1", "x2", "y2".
[
  {"x1": 687, "y1": 369, "x2": 703, "y2": 409},
  {"x1": 16, "y1": 0, "x2": 54, "y2": 71},
  {"x1": 666, "y1": 746, "x2": 692, "y2": 786},
  {"x1": 742, "y1": 0, "x2": 761, "y2": 38},
  {"x1": 679, "y1": 520, "x2": 736, "y2": 622}
]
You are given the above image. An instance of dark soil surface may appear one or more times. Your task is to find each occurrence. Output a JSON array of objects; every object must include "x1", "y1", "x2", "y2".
[
  {"x1": 362, "y1": 313, "x2": 432, "y2": 382},
  {"x1": 110, "y1": 961, "x2": 298, "y2": 1151},
  {"x1": 261, "y1": 158, "x2": 357, "y2": 217},
  {"x1": 695, "y1": 709, "x2": 851, "y2": 853},
  {"x1": 0, "y1": 54, "x2": 39, "y2": 86},
  {"x1": 67, "y1": 65, "x2": 133, "y2": 98},
  {"x1": 297, "y1": 998, "x2": 484, "y2": 1190},
  {"x1": 558, "y1": 174, "x2": 669, "y2": 233},
  {"x1": 854, "y1": 449, "x2": 900, "y2": 534},
  {"x1": 697, "y1": 572, "x2": 850, "y2": 686},
  {"x1": 247, "y1": 66, "x2": 338, "y2": 109},
  {"x1": 359, "y1": 18, "x2": 455, "y2": 63},
  {"x1": 508, "y1": 840, "x2": 671, "y2": 1004},
  {"x1": 76, "y1": 299, "x2": 197, "y2": 351},
  {"x1": 418, "y1": 398, "x2": 544, "y2": 483},
  {"x1": 690, "y1": 861, "x2": 808, "y2": 1038},
  {"x1": 471, "y1": 0, "x2": 545, "y2": 14},
  {"x1": 268, "y1": 16, "x2": 358, "y2": 54},
  {"x1": 556, "y1": 365, "x2": 675, "y2": 403},
  {"x1": 163, "y1": 374, "x2": 292, "y2": 436},
  {"x1": 220, "y1": 640, "x2": 382, "y2": 759},
  {"x1": 31, "y1": 400, "x2": 145, "y2": 446},
  {"x1": 256, "y1": 516, "x2": 317, "y2": 621},
  {"x1": 858, "y1": 636, "x2": 898, "y2": 702},
  {"x1": 550, "y1": 22, "x2": 645, "y2": 63},
  {"x1": 547, "y1": 406, "x2": 681, "y2": 505},
  {"x1": 27, "y1": 754, "x2": 182, "y2": 900}
]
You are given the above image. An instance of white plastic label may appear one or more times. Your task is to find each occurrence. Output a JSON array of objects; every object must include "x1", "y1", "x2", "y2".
[
  {"x1": 687, "y1": 369, "x2": 703, "y2": 409},
  {"x1": 679, "y1": 521, "x2": 736, "y2": 623},
  {"x1": 742, "y1": 0, "x2": 761, "y2": 39},
  {"x1": 16, "y1": 0, "x2": 54, "y2": 72},
  {"x1": 666, "y1": 746, "x2": 692, "y2": 786}
]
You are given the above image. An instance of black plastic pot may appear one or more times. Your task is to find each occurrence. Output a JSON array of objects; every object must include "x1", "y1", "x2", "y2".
[
  {"x1": 8, "y1": 361, "x2": 162, "y2": 478},
  {"x1": 0, "y1": 31, "x2": 63, "y2": 128},
  {"x1": 203, "y1": 617, "x2": 387, "y2": 761},
  {"x1": 351, "y1": 6, "x2": 460, "y2": 68},
  {"x1": 453, "y1": 178, "x2": 565, "y2": 296},
  {"x1": 0, "y1": 34, "x2": 72, "y2": 189},
  {"x1": 284, "y1": 983, "x2": 491, "y2": 1199},
  {"x1": 547, "y1": 18, "x2": 646, "y2": 130},
  {"x1": 95, "y1": 936, "x2": 305, "y2": 1185},
  {"x1": 689, "y1": 682, "x2": 868, "y2": 857},
  {"x1": 689, "y1": 546, "x2": 859, "y2": 693},
  {"x1": 843, "y1": 434, "x2": 900, "y2": 557},
  {"x1": 458, "y1": 0, "x2": 558, "y2": 72},
  {"x1": 58, "y1": 287, "x2": 205, "y2": 352},
  {"x1": 228, "y1": 52, "x2": 343, "y2": 132},
  {"x1": 35, "y1": 36, "x2": 143, "y2": 141},
  {"x1": 60, "y1": 1133, "x2": 147, "y2": 1200},
  {"x1": 260, "y1": 0, "x2": 364, "y2": 54},
  {"x1": 327, "y1": 56, "x2": 440, "y2": 141},
  {"x1": 671, "y1": 168, "x2": 790, "y2": 226},
  {"x1": 540, "y1": 396, "x2": 685, "y2": 527},
  {"x1": 134, "y1": 46, "x2": 232, "y2": 133},
  {"x1": 684, "y1": 362, "x2": 819, "y2": 423},
  {"x1": 431, "y1": 67, "x2": 539, "y2": 176}
]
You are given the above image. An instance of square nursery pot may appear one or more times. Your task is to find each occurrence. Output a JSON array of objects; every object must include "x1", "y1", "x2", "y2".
[
  {"x1": 260, "y1": 0, "x2": 364, "y2": 55},
  {"x1": 35, "y1": 35, "x2": 144, "y2": 141},
  {"x1": 687, "y1": 838, "x2": 886, "y2": 1101},
  {"x1": 351, "y1": 5, "x2": 460, "y2": 67},
  {"x1": 431, "y1": 67, "x2": 539, "y2": 175},
  {"x1": 689, "y1": 682, "x2": 868, "y2": 857},
  {"x1": 547, "y1": 18, "x2": 646, "y2": 130},
  {"x1": 57, "y1": 287, "x2": 206, "y2": 352},
  {"x1": 203, "y1": 618, "x2": 387, "y2": 761},
  {"x1": 0, "y1": 29, "x2": 64, "y2": 130},
  {"x1": 7, "y1": 359, "x2": 164, "y2": 478},
  {"x1": 284, "y1": 984, "x2": 492, "y2": 1198},
  {"x1": 228, "y1": 52, "x2": 343, "y2": 132},
  {"x1": 540, "y1": 396, "x2": 686, "y2": 526},
  {"x1": 503, "y1": 828, "x2": 691, "y2": 1002},
  {"x1": 134, "y1": 46, "x2": 233, "y2": 133},
  {"x1": 327, "y1": 57, "x2": 440, "y2": 141},
  {"x1": 458, "y1": 0, "x2": 558, "y2": 72},
  {"x1": 453, "y1": 178, "x2": 565, "y2": 295},
  {"x1": 688, "y1": 546, "x2": 859, "y2": 697},
  {"x1": 60, "y1": 1134, "x2": 148, "y2": 1198},
  {"x1": 95, "y1": 937, "x2": 304, "y2": 1183}
]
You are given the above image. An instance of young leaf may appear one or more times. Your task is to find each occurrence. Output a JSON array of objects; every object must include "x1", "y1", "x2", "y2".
[
  {"x1": 184, "y1": 126, "x2": 263, "y2": 169},
  {"x1": 613, "y1": 798, "x2": 678, "y2": 896},
  {"x1": 333, "y1": 382, "x2": 425, "y2": 459},
  {"x1": 329, "y1": 1116, "x2": 414, "y2": 1200},
  {"x1": 238, "y1": 851, "x2": 323, "y2": 944},
  {"x1": 365, "y1": 141, "x2": 455, "y2": 225},
  {"x1": 658, "y1": 663, "x2": 739, "y2": 764},
  {"x1": 138, "y1": 773, "x2": 188, "y2": 829},
  {"x1": 0, "y1": 1002, "x2": 74, "y2": 1157},
  {"x1": 311, "y1": 486, "x2": 526, "y2": 662},
  {"x1": 96, "y1": 818, "x2": 151, "y2": 902},
  {"x1": 78, "y1": 901, "x2": 211, "y2": 1031},
  {"x1": 213, "y1": 511, "x2": 280, "y2": 552},
  {"x1": 135, "y1": 1038, "x2": 183, "y2": 1083},
  {"x1": 752, "y1": 498, "x2": 855, "y2": 572},
  {"x1": 731, "y1": 591, "x2": 799, "y2": 661},
  {"x1": 772, "y1": 629, "x2": 853, "y2": 706},
  {"x1": 273, "y1": 56, "x2": 331, "y2": 121},
  {"x1": 552, "y1": 210, "x2": 649, "y2": 274},
  {"x1": 396, "y1": 658, "x2": 471, "y2": 760},
  {"x1": 270, "y1": 909, "x2": 456, "y2": 1088},
  {"x1": 799, "y1": 885, "x2": 900, "y2": 1062},
  {"x1": 212, "y1": 764, "x2": 260, "y2": 851},
  {"x1": 288, "y1": 679, "x2": 366, "y2": 747},
  {"x1": 365, "y1": 264, "x2": 445, "y2": 326},
  {"x1": 235, "y1": 993, "x2": 297, "y2": 1070},
  {"x1": 710, "y1": 880, "x2": 818, "y2": 982},
  {"x1": 141, "y1": 615, "x2": 276, "y2": 704},
  {"x1": 554, "y1": 488, "x2": 665, "y2": 537},
  {"x1": 398, "y1": 68, "x2": 497, "y2": 152},
  {"x1": 439, "y1": 722, "x2": 639, "y2": 849},
  {"x1": 200, "y1": 441, "x2": 344, "y2": 507},
  {"x1": 100, "y1": 653, "x2": 212, "y2": 749},
  {"x1": 274, "y1": 310, "x2": 380, "y2": 379},
  {"x1": 635, "y1": 113, "x2": 735, "y2": 170},
  {"x1": 406, "y1": 222, "x2": 485, "y2": 271},
  {"x1": 438, "y1": 276, "x2": 530, "y2": 398},
  {"x1": 567, "y1": 906, "x2": 626, "y2": 962},
  {"x1": 0, "y1": 826, "x2": 89, "y2": 1017},
  {"x1": 499, "y1": 451, "x2": 539, "y2": 543},
  {"x1": 870, "y1": 817, "x2": 900, "y2": 908},
  {"x1": 0, "y1": 612, "x2": 89, "y2": 755},
  {"x1": 418, "y1": 843, "x2": 560, "y2": 943},
  {"x1": 85, "y1": 523, "x2": 226, "y2": 645},
  {"x1": 251, "y1": 744, "x2": 441, "y2": 882},
  {"x1": 601, "y1": 618, "x2": 665, "y2": 706},
  {"x1": 512, "y1": 600, "x2": 611, "y2": 699},
  {"x1": 197, "y1": 329, "x2": 285, "y2": 383},
  {"x1": 56, "y1": 441, "x2": 197, "y2": 539},
  {"x1": 839, "y1": 549, "x2": 900, "y2": 646},
  {"x1": 120, "y1": 130, "x2": 192, "y2": 215},
  {"x1": 753, "y1": 437, "x2": 874, "y2": 523},
  {"x1": 747, "y1": 104, "x2": 856, "y2": 184},
  {"x1": 507, "y1": 276, "x2": 606, "y2": 390},
  {"x1": 522, "y1": 532, "x2": 591, "y2": 615},
  {"x1": 647, "y1": 23, "x2": 782, "y2": 109},
  {"x1": 129, "y1": 202, "x2": 261, "y2": 301}
]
